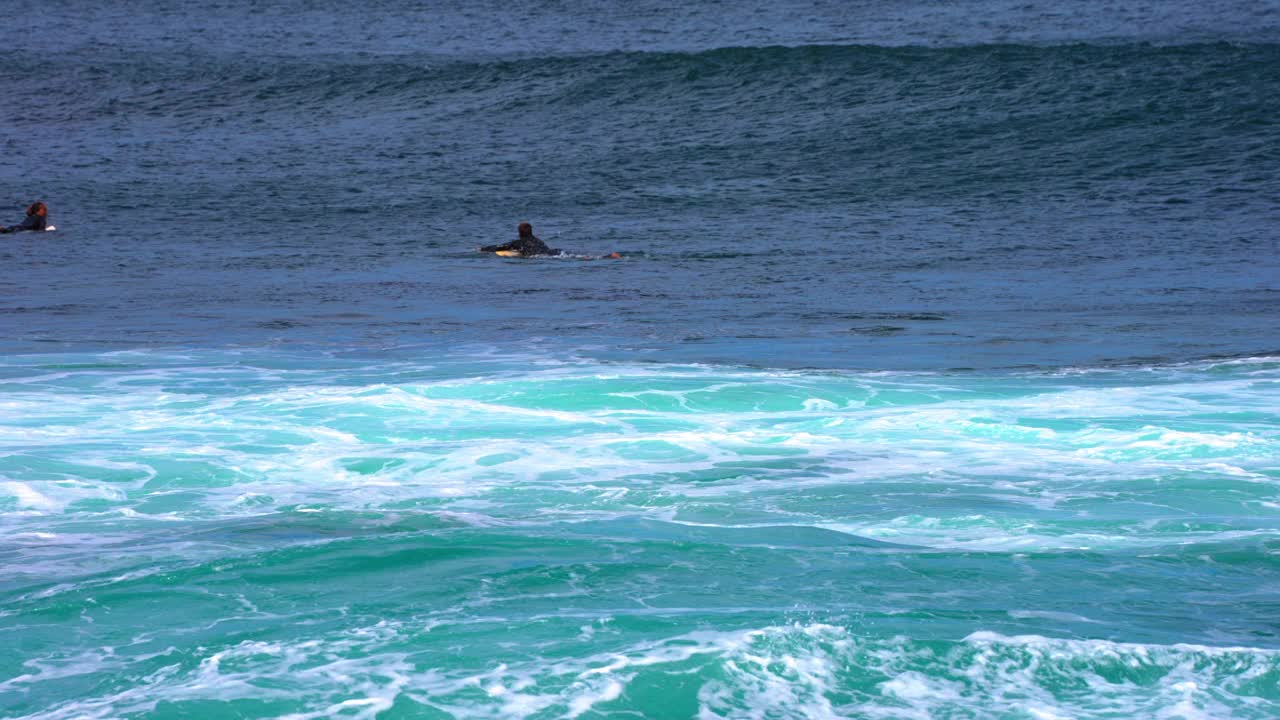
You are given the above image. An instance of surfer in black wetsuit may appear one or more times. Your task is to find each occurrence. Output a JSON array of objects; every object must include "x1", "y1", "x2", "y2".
[
  {"x1": 480, "y1": 222, "x2": 559, "y2": 257},
  {"x1": 0, "y1": 202, "x2": 48, "y2": 233}
]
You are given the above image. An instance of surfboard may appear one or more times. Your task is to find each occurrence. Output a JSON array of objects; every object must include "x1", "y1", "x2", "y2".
[{"x1": 494, "y1": 250, "x2": 522, "y2": 257}]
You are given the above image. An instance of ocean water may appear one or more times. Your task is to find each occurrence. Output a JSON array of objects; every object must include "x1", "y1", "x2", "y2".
[{"x1": 2, "y1": 1, "x2": 1279, "y2": 718}]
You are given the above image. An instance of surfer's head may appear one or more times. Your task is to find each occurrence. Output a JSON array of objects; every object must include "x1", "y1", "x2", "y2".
[
  {"x1": 518, "y1": 222, "x2": 533, "y2": 238},
  {"x1": 26, "y1": 202, "x2": 46, "y2": 218}
]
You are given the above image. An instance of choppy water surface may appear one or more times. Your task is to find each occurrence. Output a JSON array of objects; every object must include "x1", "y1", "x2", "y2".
[
  {"x1": 3, "y1": 353, "x2": 1279, "y2": 717},
  {"x1": 2, "y1": 0, "x2": 1279, "y2": 717}
]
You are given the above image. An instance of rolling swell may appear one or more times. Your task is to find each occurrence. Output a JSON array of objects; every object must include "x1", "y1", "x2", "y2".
[
  {"x1": 7, "y1": 41, "x2": 1278, "y2": 210},
  {"x1": 2, "y1": 40, "x2": 1276, "y2": 365}
]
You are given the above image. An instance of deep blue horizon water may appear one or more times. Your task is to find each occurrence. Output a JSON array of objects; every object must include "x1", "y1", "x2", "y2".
[{"x1": 2, "y1": 2, "x2": 1279, "y2": 718}]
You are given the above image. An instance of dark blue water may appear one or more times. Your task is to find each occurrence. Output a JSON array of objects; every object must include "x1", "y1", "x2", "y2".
[{"x1": 2, "y1": 0, "x2": 1277, "y2": 369}]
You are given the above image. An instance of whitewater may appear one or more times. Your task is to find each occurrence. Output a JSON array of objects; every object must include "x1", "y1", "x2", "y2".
[{"x1": 2, "y1": 352, "x2": 1278, "y2": 717}]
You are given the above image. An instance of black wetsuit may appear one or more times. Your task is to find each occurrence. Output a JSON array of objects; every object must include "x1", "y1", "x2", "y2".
[
  {"x1": 481, "y1": 234, "x2": 558, "y2": 257},
  {"x1": 0, "y1": 212, "x2": 47, "y2": 233}
]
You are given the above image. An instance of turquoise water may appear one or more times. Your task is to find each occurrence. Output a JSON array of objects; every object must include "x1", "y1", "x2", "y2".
[{"x1": 3, "y1": 351, "x2": 1278, "y2": 717}]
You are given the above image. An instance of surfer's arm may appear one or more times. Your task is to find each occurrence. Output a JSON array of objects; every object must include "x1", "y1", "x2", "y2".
[
  {"x1": 480, "y1": 241, "x2": 517, "y2": 252},
  {"x1": 0, "y1": 217, "x2": 34, "y2": 233}
]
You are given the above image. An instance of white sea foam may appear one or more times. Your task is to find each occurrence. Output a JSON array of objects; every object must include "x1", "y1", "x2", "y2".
[
  {"x1": 8, "y1": 611, "x2": 1280, "y2": 720},
  {"x1": 2, "y1": 352, "x2": 1278, "y2": 648}
]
